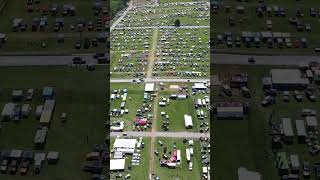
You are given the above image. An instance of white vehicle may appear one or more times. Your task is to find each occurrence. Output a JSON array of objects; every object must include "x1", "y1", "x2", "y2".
[{"x1": 189, "y1": 162, "x2": 193, "y2": 171}]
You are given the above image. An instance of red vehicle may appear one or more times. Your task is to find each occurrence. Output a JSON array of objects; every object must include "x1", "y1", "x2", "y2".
[
  {"x1": 293, "y1": 40, "x2": 300, "y2": 48},
  {"x1": 27, "y1": 5, "x2": 33, "y2": 12},
  {"x1": 134, "y1": 118, "x2": 147, "y2": 126}
]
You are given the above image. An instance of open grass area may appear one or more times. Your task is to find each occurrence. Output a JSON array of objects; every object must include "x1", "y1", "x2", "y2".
[
  {"x1": 212, "y1": 0, "x2": 320, "y2": 54},
  {"x1": 156, "y1": 82, "x2": 210, "y2": 132},
  {"x1": 160, "y1": 0, "x2": 208, "y2": 3},
  {"x1": 0, "y1": 0, "x2": 107, "y2": 54},
  {"x1": 212, "y1": 64, "x2": 320, "y2": 179},
  {"x1": 110, "y1": 137, "x2": 151, "y2": 180},
  {"x1": 110, "y1": 83, "x2": 145, "y2": 131},
  {"x1": 0, "y1": 66, "x2": 105, "y2": 180},
  {"x1": 153, "y1": 137, "x2": 204, "y2": 180}
]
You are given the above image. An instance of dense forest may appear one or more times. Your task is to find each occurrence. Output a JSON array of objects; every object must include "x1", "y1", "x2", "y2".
[{"x1": 111, "y1": 0, "x2": 129, "y2": 17}]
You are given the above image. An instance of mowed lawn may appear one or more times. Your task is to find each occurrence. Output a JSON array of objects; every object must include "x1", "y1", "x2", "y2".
[
  {"x1": 110, "y1": 137, "x2": 151, "y2": 180},
  {"x1": 212, "y1": 64, "x2": 320, "y2": 179},
  {"x1": 154, "y1": 137, "x2": 203, "y2": 180},
  {"x1": 156, "y1": 83, "x2": 200, "y2": 132},
  {"x1": 110, "y1": 83, "x2": 144, "y2": 131},
  {"x1": 0, "y1": 66, "x2": 106, "y2": 180}
]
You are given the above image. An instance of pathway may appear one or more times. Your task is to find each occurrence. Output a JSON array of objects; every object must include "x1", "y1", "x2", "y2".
[{"x1": 146, "y1": 28, "x2": 159, "y2": 78}]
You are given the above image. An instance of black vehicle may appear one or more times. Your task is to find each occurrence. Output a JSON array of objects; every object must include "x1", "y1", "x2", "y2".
[{"x1": 248, "y1": 57, "x2": 256, "y2": 64}]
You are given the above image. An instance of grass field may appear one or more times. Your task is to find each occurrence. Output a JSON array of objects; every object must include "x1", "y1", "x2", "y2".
[
  {"x1": 0, "y1": 66, "x2": 105, "y2": 180},
  {"x1": 110, "y1": 137, "x2": 151, "y2": 180},
  {"x1": 212, "y1": 64, "x2": 320, "y2": 179},
  {"x1": 212, "y1": 0, "x2": 320, "y2": 54},
  {"x1": 156, "y1": 83, "x2": 209, "y2": 132},
  {"x1": 0, "y1": 0, "x2": 107, "y2": 54},
  {"x1": 110, "y1": 83, "x2": 145, "y2": 131},
  {"x1": 153, "y1": 137, "x2": 204, "y2": 180}
]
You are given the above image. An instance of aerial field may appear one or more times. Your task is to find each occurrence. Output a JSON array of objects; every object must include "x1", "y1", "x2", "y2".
[
  {"x1": 212, "y1": 64, "x2": 320, "y2": 179},
  {"x1": 212, "y1": 0, "x2": 320, "y2": 54},
  {"x1": 110, "y1": 83, "x2": 147, "y2": 131},
  {"x1": 154, "y1": 28, "x2": 210, "y2": 78},
  {"x1": 0, "y1": 66, "x2": 105, "y2": 180},
  {"x1": 156, "y1": 82, "x2": 210, "y2": 132},
  {"x1": 153, "y1": 137, "x2": 208, "y2": 180},
  {"x1": 0, "y1": 0, "x2": 108, "y2": 54},
  {"x1": 122, "y1": 2, "x2": 209, "y2": 27}
]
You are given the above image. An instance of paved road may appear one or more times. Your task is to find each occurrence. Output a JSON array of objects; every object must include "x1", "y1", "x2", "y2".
[
  {"x1": 110, "y1": 0, "x2": 133, "y2": 31},
  {"x1": 0, "y1": 54, "x2": 97, "y2": 66},
  {"x1": 111, "y1": 131, "x2": 210, "y2": 138},
  {"x1": 213, "y1": 53, "x2": 320, "y2": 66},
  {"x1": 114, "y1": 26, "x2": 209, "y2": 30},
  {"x1": 110, "y1": 78, "x2": 209, "y2": 83}
]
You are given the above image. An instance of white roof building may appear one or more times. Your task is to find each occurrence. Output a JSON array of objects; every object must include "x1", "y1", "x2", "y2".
[
  {"x1": 184, "y1": 114, "x2": 193, "y2": 128},
  {"x1": 113, "y1": 138, "x2": 137, "y2": 154},
  {"x1": 193, "y1": 83, "x2": 207, "y2": 90},
  {"x1": 110, "y1": 159, "x2": 126, "y2": 171},
  {"x1": 145, "y1": 83, "x2": 155, "y2": 92},
  {"x1": 110, "y1": 121, "x2": 125, "y2": 132}
]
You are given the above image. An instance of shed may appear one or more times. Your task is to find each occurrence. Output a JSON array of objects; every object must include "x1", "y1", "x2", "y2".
[
  {"x1": 306, "y1": 116, "x2": 317, "y2": 130},
  {"x1": 1, "y1": 103, "x2": 16, "y2": 120},
  {"x1": 47, "y1": 151, "x2": 59, "y2": 164},
  {"x1": 42, "y1": 87, "x2": 54, "y2": 99},
  {"x1": 281, "y1": 118, "x2": 294, "y2": 143},
  {"x1": 290, "y1": 154, "x2": 300, "y2": 173},
  {"x1": 295, "y1": 120, "x2": 307, "y2": 143},
  {"x1": 34, "y1": 153, "x2": 46, "y2": 174},
  {"x1": 113, "y1": 138, "x2": 137, "y2": 154},
  {"x1": 192, "y1": 83, "x2": 207, "y2": 90},
  {"x1": 34, "y1": 128, "x2": 48, "y2": 148},
  {"x1": 36, "y1": 105, "x2": 44, "y2": 120},
  {"x1": 39, "y1": 100, "x2": 55, "y2": 126},
  {"x1": 12, "y1": 90, "x2": 23, "y2": 101},
  {"x1": 270, "y1": 69, "x2": 309, "y2": 90}
]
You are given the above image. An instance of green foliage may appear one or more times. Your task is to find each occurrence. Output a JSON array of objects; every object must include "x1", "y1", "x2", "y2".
[{"x1": 111, "y1": 0, "x2": 129, "y2": 17}]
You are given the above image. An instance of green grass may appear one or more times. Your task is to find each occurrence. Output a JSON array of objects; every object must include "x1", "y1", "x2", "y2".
[
  {"x1": 110, "y1": 137, "x2": 151, "y2": 180},
  {"x1": 156, "y1": 83, "x2": 209, "y2": 132},
  {"x1": 110, "y1": 83, "x2": 145, "y2": 131},
  {"x1": 212, "y1": 64, "x2": 320, "y2": 179},
  {"x1": 154, "y1": 137, "x2": 204, "y2": 180},
  {"x1": 0, "y1": 66, "x2": 106, "y2": 180},
  {"x1": 160, "y1": 0, "x2": 207, "y2": 3}
]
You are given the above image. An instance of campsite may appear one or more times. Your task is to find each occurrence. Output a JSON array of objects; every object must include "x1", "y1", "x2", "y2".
[
  {"x1": 0, "y1": 66, "x2": 105, "y2": 179},
  {"x1": 0, "y1": 0, "x2": 108, "y2": 54},
  {"x1": 154, "y1": 137, "x2": 210, "y2": 180},
  {"x1": 212, "y1": 0, "x2": 320, "y2": 54},
  {"x1": 213, "y1": 64, "x2": 320, "y2": 179}
]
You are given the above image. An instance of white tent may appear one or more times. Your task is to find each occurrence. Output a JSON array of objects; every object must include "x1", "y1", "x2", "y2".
[
  {"x1": 110, "y1": 159, "x2": 126, "y2": 171},
  {"x1": 184, "y1": 114, "x2": 193, "y2": 128},
  {"x1": 145, "y1": 83, "x2": 155, "y2": 92},
  {"x1": 113, "y1": 138, "x2": 137, "y2": 154}
]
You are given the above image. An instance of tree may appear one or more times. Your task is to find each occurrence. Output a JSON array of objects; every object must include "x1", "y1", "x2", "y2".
[{"x1": 174, "y1": 19, "x2": 181, "y2": 27}]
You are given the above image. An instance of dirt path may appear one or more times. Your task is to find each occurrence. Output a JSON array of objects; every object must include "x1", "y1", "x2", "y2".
[
  {"x1": 146, "y1": 28, "x2": 159, "y2": 78},
  {"x1": 148, "y1": 84, "x2": 159, "y2": 178}
]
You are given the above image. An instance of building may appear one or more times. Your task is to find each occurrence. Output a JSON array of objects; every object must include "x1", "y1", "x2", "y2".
[
  {"x1": 295, "y1": 120, "x2": 307, "y2": 143},
  {"x1": 110, "y1": 159, "x2": 125, "y2": 171},
  {"x1": 281, "y1": 118, "x2": 294, "y2": 144},
  {"x1": 110, "y1": 121, "x2": 124, "y2": 132},
  {"x1": 184, "y1": 114, "x2": 193, "y2": 128},
  {"x1": 113, "y1": 138, "x2": 137, "y2": 154},
  {"x1": 1, "y1": 103, "x2": 16, "y2": 121},
  {"x1": 216, "y1": 106, "x2": 243, "y2": 120},
  {"x1": 230, "y1": 73, "x2": 248, "y2": 88},
  {"x1": 39, "y1": 100, "x2": 55, "y2": 126},
  {"x1": 34, "y1": 128, "x2": 48, "y2": 149},
  {"x1": 43, "y1": 87, "x2": 54, "y2": 100},
  {"x1": 192, "y1": 83, "x2": 207, "y2": 90},
  {"x1": 145, "y1": 83, "x2": 155, "y2": 92},
  {"x1": 237, "y1": 167, "x2": 262, "y2": 180},
  {"x1": 289, "y1": 154, "x2": 300, "y2": 173},
  {"x1": 270, "y1": 69, "x2": 309, "y2": 90},
  {"x1": 306, "y1": 116, "x2": 317, "y2": 130}
]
